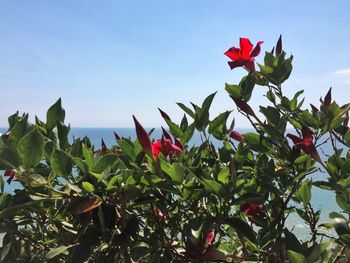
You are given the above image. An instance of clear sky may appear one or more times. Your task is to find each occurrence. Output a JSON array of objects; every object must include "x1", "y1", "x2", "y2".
[{"x1": 1, "y1": 1, "x2": 350, "y2": 128}]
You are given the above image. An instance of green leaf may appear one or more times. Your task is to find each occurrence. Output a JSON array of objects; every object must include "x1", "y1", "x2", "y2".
[
  {"x1": 294, "y1": 155, "x2": 310, "y2": 165},
  {"x1": 82, "y1": 143, "x2": 94, "y2": 169},
  {"x1": 182, "y1": 123, "x2": 195, "y2": 144},
  {"x1": 287, "y1": 250, "x2": 306, "y2": 263},
  {"x1": 168, "y1": 163, "x2": 185, "y2": 184},
  {"x1": 296, "y1": 179, "x2": 312, "y2": 204},
  {"x1": 164, "y1": 119, "x2": 183, "y2": 138},
  {"x1": 73, "y1": 157, "x2": 89, "y2": 173},
  {"x1": 239, "y1": 74, "x2": 255, "y2": 101},
  {"x1": 82, "y1": 181, "x2": 95, "y2": 193},
  {"x1": 225, "y1": 218, "x2": 257, "y2": 243},
  {"x1": 0, "y1": 241, "x2": 11, "y2": 262},
  {"x1": 208, "y1": 111, "x2": 231, "y2": 139},
  {"x1": 50, "y1": 148, "x2": 72, "y2": 176},
  {"x1": 260, "y1": 106, "x2": 280, "y2": 126},
  {"x1": 300, "y1": 110, "x2": 319, "y2": 128},
  {"x1": 195, "y1": 92, "x2": 217, "y2": 131},
  {"x1": 0, "y1": 200, "x2": 52, "y2": 219},
  {"x1": 28, "y1": 174, "x2": 47, "y2": 187},
  {"x1": 336, "y1": 194, "x2": 350, "y2": 211},
  {"x1": 117, "y1": 140, "x2": 136, "y2": 161},
  {"x1": 344, "y1": 129, "x2": 350, "y2": 144},
  {"x1": 243, "y1": 132, "x2": 260, "y2": 145},
  {"x1": 45, "y1": 245, "x2": 69, "y2": 260},
  {"x1": 0, "y1": 146, "x2": 20, "y2": 170},
  {"x1": 17, "y1": 128, "x2": 44, "y2": 169},
  {"x1": 306, "y1": 242, "x2": 330, "y2": 262},
  {"x1": 177, "y1": 102, "x2": 195, "y2": 118},
  {"x1": 46, "y1": 98, "x2": 66, "y2": 131},
  {"x1": 225, "y1": 83, "x2": 241, "y2": 98},
  {"x1": 218, "y1": 167, "x2": 230, "y2": 184},
  {"x1": 198, "y1": 178, "x2": 222, "y2": 194},
  {"x1": 93, "y1": 154, "x2": 118, "y2": 173},
  {"x1": 202, "y1": 92, "x2": 217, "y2": 111}
]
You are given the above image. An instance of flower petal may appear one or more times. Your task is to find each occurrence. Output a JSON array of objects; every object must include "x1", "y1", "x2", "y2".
[
  {"x1": 249, "y1": 41, "x2": 263, "y2": 57},
  {"x1": 224, "y1": 47, "x2": 241, "y2": 60},
  {"x1": 287, "y1": 133, "x2": 303, "y2": 145},
  {"x1": 239, "y1": 38, "x2": 253, "y2": 58},
  {"x1": 205, "y1": 231, "x2": 215, "y2": 245},
  {"x1": 228, "y1": 60, "x2": 245, "y2": 70}
]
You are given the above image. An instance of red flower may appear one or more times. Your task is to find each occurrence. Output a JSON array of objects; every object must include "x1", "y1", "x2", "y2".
[
  {"x1": 230, "y1": 130, "x2": 245, "y2": 142},
  {"x1": 4, "y1": 169, "x2": 16, "y2": 184},
  {"x1": 240, "y1": 203, "x2": 266, "y2": 218},
  {"x1": 287, "y1": 127, "x2": 321, "y2": 162},
  {"x1": 224, "y1": 38, "x2": 263, "y2": 71},
  {"x1": 205, "y1": 231, "x2": 215, "y2": 245},
  {"x1": 161, "y1": 127, "x2": 184, "y2": 150},
  {"x1": 152, "y1": 139, "x2": 182, "y2": 157}
]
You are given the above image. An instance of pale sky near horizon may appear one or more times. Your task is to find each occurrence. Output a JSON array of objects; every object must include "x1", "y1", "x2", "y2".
[{"x1": 1, "y1": 1, "x2": 350, "y2": 128}]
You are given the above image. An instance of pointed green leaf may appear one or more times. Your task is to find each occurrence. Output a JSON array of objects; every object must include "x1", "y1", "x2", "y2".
[
  {"x1": 46, "y1": 98, "x2": 66, "y2": 131},
  {"x1": 18, "y1": 128, "x2": 44, "y2": 169}
]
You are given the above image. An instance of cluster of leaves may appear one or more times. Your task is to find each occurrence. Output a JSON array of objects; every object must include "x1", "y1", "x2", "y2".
[{"x1": 1, "y1": 36, "x2": 350, "y2": 262}]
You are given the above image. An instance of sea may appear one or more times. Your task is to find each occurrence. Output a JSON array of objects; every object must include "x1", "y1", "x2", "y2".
[{"x1": 0, "y1": 127, "x2": 342, "y2": 241}]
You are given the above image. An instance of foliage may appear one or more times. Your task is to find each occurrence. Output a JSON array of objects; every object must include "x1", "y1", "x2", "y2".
[{"x1": 1, "y1": 36, "x2": 350, "y2": 262}]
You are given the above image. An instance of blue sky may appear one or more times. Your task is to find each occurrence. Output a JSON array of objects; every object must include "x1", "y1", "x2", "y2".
[{"x1": 0, "y1": 1, "x2": 350, "y2": 128}]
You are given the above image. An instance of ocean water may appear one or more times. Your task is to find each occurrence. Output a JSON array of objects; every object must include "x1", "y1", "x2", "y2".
[{"x1": 0, "y1": 127, "x2": 341, "y2": 240}]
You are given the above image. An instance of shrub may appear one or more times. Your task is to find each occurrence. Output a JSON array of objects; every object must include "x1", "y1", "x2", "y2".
[{"x1": 1, "y1": 36, "x2": 350, "y2": 262}]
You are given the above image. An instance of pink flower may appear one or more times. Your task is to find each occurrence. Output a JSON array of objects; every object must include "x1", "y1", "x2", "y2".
[
  {"x1": 287, "y1": 127, "x2": 321, "y2": 162},
  {"x1": 152, "y1": 139, "x2": 182, "y2": 157},
  {"x1": 224, "y1": 38, "x2": 263, "y2": 71}
]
